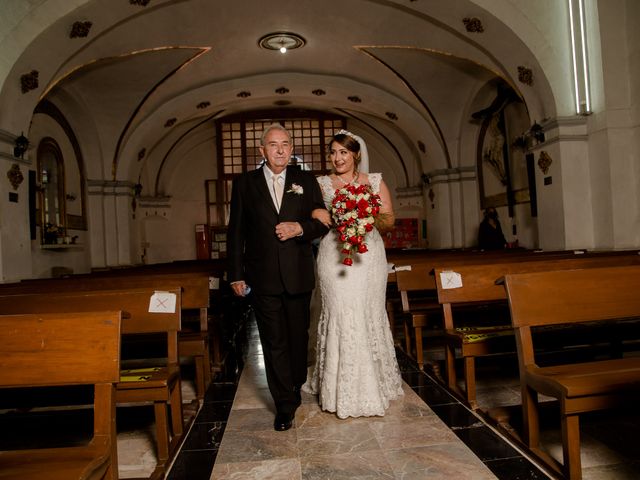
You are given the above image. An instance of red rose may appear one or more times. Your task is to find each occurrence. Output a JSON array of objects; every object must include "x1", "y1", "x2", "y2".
[
  {"x1": 343, "y1": 257, "x2": 353, "y2": 266},
  {"x1": 365, "y1": 223, "x2": 373, "y2": 232},
  {"x1": 357, "y1": 244, "x2": 368, "y2": 253}
]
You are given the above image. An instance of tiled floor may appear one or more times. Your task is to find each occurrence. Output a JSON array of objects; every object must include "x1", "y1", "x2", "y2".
[
  {"x1": 165, "y1": 316, "x2": 640, "y2": 480},
  {"x1": 457, "y1": 353, "x2": 640, "y2": 480},
  {"x1": 176, "y1": 319, "x2": 550, "y2": 480}
]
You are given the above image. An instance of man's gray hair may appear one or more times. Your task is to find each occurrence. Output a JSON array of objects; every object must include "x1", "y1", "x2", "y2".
[{"x1": 260, "y1": 123, "x2": 292, "y2": 145}]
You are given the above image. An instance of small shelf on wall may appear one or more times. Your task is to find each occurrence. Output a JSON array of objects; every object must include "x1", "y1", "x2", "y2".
[{"x1": 40, "y1": 243, "x2": 83, "y2": 250}]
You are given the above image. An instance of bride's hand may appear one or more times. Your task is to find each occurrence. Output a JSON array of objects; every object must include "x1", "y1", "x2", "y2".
[{"x1": 312, "y1": 208, "x2": 332, "y2": 227}]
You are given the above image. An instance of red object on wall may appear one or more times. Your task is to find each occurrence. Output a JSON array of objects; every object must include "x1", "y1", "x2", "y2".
[
  {"x1": 383, "y1": 218, "x2": 419, "y2": 249},
  {"x1": 195, "y1": 224, "x2": 210, "y2": 260}
]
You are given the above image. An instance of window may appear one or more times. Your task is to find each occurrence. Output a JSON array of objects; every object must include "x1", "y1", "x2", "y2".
[
  {"x1": 216, "y1": 112, "x2": 345, "y2": 178},
  {"x1": 206, "y1": 111, "x2": 345, "y2": 234},
  {"x1": 37, "y1": 138, "x2": 66, "y2": 244}
]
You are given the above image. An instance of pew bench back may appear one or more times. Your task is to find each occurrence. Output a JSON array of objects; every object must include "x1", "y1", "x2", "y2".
[
  {"x1": 432, "y1": 254, "x2": 640, "y2": 408},
  {"x1": 502, "y1": 265, "x2": 640, "y2": 479},
  {"x1": 0, "y1": 287, "x2": 182, "y2": 335},
  {"x1": 0, "y1": 311, "x2": 122, "y2": 480}
]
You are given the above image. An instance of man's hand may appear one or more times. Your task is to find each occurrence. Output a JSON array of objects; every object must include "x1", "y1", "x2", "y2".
[
  {"x1": 312, "y1": 208, "x2": 332, "y2": 227},
  {"x1": 275, "y1": 222, "x2": 302, "y2": 241},
  {"x1": 231, "y1": 281, "x2": 248, "y2": 297}
]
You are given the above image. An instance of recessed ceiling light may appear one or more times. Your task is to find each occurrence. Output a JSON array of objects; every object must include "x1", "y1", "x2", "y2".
[{"x1": 259, "y1": 32, "x2": 306, "y2": 54}]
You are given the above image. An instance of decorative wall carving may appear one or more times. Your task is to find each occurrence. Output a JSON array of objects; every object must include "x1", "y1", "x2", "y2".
[
  {"x1": 347, "y1": 96, "x2": 361, "y2": 103},
  {"x1": 164, "y1": 118, "x2": 176, "y2": 127},
  {"x1": 312, "y1": 89, "x2": 326, "y2": 96},
  {"x1": 237, "y1": 91, "x2": 251, "y2": 98},
  {"x1": 197, "y1": 101, "x2": 210, "y2": 109},
  {"x1": 137, "y1": 148, "x2": 146, "y2": 161},
  {"x1": 130, "y1": 0, "x2": 151, "y2": 6},
  {"x1": 385, "y1": 112, "x2": 398, "y2": 120},
  {"x1": 463, "y1": 17, "x2": 484, "y2": 33},
  {"x1": 275, "y1": 87, "x2": 289, "y2": 94},
  {"x1": 417, "y1": 141, "x2": 426, "y2": 153},
  {"x1": 538, "y1": 150, "x2": 552, "y2": 174},
  {"x1": 7, "y1": 164, "x2": 24, "y2": 190},
  {"x1": 70, "y1": 21, "x2": 92, "y2": 38},
  {"x1": 518, "y1": 66, "x2": 533, "y2": 85},
  {"x1": 20, "y1": 70, "x2": 39, "y2": 93}
]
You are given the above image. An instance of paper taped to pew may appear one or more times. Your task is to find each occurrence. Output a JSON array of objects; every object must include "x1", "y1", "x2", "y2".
[
  {"x1": 394, "y1": 265, "x2": 412, "y2": 271},
  {"x1": 440, "y1": 271, "x2": 463, "y2": 289},
  {"x1": 149, "y1": 291, "x2": 177, "y2": 313},
  {"x1": 120, "y1": 367, "x2": 161, "y2": 382}
]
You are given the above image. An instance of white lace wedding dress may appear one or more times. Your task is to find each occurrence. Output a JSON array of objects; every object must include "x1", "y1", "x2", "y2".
[{"x1": 303, "y1": 173, "x2": 404, "y2": 418}]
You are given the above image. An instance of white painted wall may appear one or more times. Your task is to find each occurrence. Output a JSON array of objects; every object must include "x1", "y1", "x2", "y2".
[{"x1": 139, "y1": 136, "x2": 216, "y2": 264}]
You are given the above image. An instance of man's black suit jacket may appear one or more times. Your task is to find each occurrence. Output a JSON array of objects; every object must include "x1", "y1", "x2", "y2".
[{"x1": 227, "y1": 165, "x2": 329, "y2": 295}]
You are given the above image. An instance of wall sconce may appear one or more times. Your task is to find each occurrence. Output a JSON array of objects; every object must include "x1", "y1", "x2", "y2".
[
  {"x1": 529, "y1": 122, "x2": 545, "y2": 143},
  {"x1": 131, "y1": 183, "x2": 143, "y2": 216},
  {"x1": 513, "y1": 122, "x2": 545, "y2": 150},
  {"x1": 13, "y1": 133, "x2": 29, "y2": 159}
]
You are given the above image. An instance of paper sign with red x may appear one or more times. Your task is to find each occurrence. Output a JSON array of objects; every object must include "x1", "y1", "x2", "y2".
[
  {"x1": 148, "y1": 291, "x2": 177, "y2": 313},
  {"x1": 440, "y1": 271, "x2": 463, "y2": 289}
]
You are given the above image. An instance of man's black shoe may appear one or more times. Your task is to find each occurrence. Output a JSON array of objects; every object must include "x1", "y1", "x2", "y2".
[{"x1": 274, "y1": 412, "x2": 294, "y2": 431}]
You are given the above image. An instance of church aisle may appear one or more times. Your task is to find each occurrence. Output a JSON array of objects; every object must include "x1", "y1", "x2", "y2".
[{"x1": 199, "y1": 320, "x2": 548, "y2": 480}]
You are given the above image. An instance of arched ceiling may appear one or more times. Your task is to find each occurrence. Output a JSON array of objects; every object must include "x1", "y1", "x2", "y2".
[{"x1": 0, "y1": 0, "x2": 556, "y2": 187}]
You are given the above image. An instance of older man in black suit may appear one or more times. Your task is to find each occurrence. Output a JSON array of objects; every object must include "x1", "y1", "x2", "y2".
[{"x1": 227, "y1": 123, "x2": 329, "y2": 431}]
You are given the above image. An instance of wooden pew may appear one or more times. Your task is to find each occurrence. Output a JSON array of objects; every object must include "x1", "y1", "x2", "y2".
[
  {"x1": 0, "y1": 311, "x2": 122, "y2": 480},
  {"x1": 502, "y1": 265, "x2": 640, "y2": 479},
  {"x1": 433, "y1": 253, "x2": 640, "y2": 409},
  {"x1": 392, "y1": 250, "x2": 640, "y2": 371},
  {"x1": 392, "y1": 251, "x2": 574, "y2": 371},
  {"x1": 3, "y1": 271, "x2": 214, "y2": 400},
  {"x1": 0, "y1": 288, "x2": 184, "y2": 478},
  {"x1": 79, "y1": 261, "x2": 232, "y2": 388},
  {"x1": 392, "y1": 263, "x2": 441, "y2": 372},
  {"x1": 386, "y1": 248, "x2": 592, "y2": 283}
]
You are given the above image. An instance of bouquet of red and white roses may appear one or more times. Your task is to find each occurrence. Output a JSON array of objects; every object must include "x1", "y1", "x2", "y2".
[{"x1": 330, "y1": 183, "x2": 382, "y2": 266}]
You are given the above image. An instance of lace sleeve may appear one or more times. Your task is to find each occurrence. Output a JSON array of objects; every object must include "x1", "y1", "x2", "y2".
[
  {"x1": 316, "y1": 175, "x2": 334, "y2": 208},
  {"x1": 368, "y1": 173, "x2": 382, "y2": 193}
]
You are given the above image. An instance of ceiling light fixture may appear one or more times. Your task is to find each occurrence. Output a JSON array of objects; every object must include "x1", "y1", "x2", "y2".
[{"x1": 259, "y1": 32, "x2": 306, "y2": 54}]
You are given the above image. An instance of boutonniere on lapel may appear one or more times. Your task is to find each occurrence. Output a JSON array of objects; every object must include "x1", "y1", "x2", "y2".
[{"x1": 287, "y1": 183, "x2": 304, "y2": 195}]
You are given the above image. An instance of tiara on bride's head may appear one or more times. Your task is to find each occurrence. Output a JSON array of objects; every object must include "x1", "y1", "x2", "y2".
[{"x1": 337, "y1": 129, "x2": 359, "y2": 144}]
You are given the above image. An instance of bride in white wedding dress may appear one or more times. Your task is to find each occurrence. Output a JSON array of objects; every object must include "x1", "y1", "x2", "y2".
[{"x1": 303, "y1": 130, "x2": 404, "y2": 418}]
